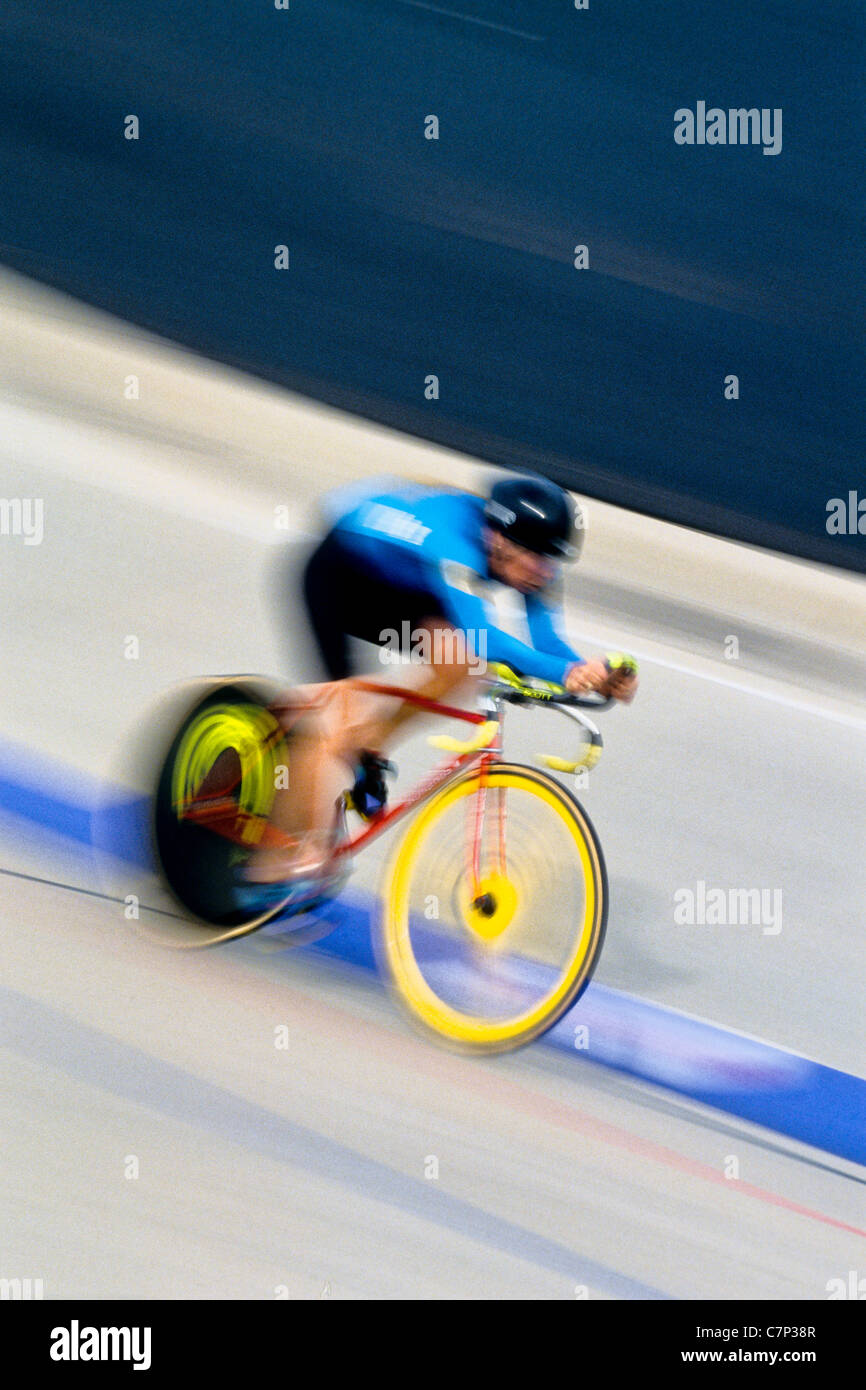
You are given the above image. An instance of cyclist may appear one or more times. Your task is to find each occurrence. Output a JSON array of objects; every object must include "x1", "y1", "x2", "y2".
[{"x1": 244, "y1": 473, "x2": 637, "y2": 900}]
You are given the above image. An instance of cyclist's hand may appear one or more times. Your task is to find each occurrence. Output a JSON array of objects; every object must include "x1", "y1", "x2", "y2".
[
  {"x1": 565, "y1": 654, "x2": 639, "y2": 701},
  {"x1": 565, "y1": 658, "x2": 609, "y2": 695},
  {"x1": 603, "y1": 654, "x2": 639, "y2": 703}
]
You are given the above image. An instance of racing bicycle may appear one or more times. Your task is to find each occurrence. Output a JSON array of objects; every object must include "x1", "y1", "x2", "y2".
[{"x1": 152, "y1": 661, "x2": 626, "y2": 1052}]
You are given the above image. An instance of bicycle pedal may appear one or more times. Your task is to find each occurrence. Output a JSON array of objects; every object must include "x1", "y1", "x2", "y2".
[
  {"x1": 348, "y1": 751, "x2": 395, "y2": 820},
  {"x1": 345, "y1": 790, "x2": 386, "y2": 822}
]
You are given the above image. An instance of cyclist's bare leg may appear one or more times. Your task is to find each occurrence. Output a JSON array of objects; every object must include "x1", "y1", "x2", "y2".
[
  {"x1": 333, "y1": 622, "x2": 476, "y2": 758},
  {"x1": 246, "y1": 619, "x2": 474, "y2": 883}
]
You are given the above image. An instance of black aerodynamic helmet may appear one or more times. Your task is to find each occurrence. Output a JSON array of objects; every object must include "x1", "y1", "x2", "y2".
[{"x1": 484, "y1": 474, "x2": 584, "y2": 561}]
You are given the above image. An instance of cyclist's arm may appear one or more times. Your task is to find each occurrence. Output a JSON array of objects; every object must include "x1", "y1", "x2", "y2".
[
  {"x1": 436, "y1": 562, "x2": 580, "y2": 685},
  {"x1": 525, "y1": 588, "x2": 583, "y2": 671}
]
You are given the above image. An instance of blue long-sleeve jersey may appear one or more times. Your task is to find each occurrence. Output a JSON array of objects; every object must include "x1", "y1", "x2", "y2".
[{"x1": 330, "y1": 485, "x2": 582, "y2": 685}]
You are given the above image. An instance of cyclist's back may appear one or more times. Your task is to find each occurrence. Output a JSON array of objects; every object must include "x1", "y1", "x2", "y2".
[{"x1": 305, "y1": 482, "x2": 583, "y2": 684}]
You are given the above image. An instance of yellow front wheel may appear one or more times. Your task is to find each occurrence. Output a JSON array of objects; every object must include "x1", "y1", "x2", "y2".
[{"x1": 380, "y1": 763, "x2": 607, "y2": 1053}]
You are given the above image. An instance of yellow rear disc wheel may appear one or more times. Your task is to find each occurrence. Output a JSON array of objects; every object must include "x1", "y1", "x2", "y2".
[{"x1": 382, "y1": 763, "x2": 607, "y2": 1052}]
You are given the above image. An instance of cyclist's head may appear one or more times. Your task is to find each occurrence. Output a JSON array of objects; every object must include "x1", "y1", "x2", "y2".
[{"x1": 484, "y1": 475, "x2": 584, "y2": 592}]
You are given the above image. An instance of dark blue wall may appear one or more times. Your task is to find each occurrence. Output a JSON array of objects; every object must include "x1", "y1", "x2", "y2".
[{"x1": 1, "y1": 1, "x2": 862, "y2": 569}]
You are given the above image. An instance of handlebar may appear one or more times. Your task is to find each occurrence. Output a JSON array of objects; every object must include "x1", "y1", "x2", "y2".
[
  {"x1": 484, "y1": 663, "x2": 614, "y2": 712},
  {"x1": 430, "y1": 659, "x2": 635, "y2": 773},
  {"x1": 481, "y1": 663, "x2": 615, "y2": 776}
]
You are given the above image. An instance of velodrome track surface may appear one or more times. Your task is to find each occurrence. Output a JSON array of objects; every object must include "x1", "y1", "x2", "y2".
[{"x1": 1, "y1": 313, "x2": 865, "y2": 1297}]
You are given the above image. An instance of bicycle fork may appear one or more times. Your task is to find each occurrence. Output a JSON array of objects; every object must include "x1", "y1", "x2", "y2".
[{"x1": 465, "y1": 704, "x2": 508, "y2": 919}]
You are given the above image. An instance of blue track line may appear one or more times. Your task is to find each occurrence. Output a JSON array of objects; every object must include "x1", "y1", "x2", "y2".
[{"x1": 1, "y1": 741, "x2": 864, "y2": 1167}]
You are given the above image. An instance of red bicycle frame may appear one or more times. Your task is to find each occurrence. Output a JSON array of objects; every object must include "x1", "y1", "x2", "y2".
[
  {"x1": 332, "y1": 682, "x2": 505, "y2": 897},
  {"x1": 181, "y1": 679, "x2": 508, "y2": 895}
]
